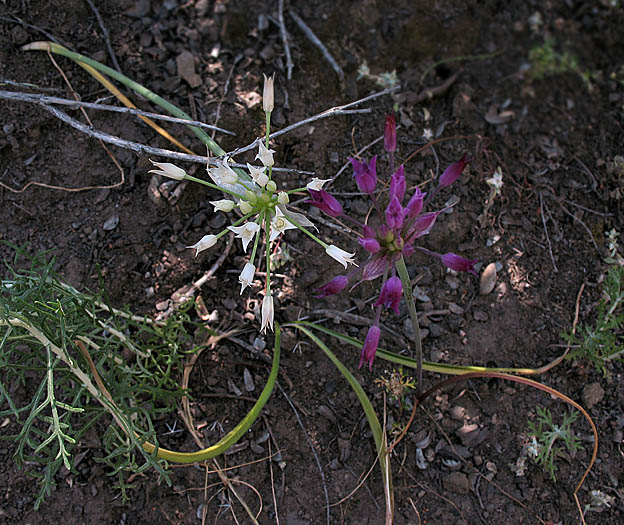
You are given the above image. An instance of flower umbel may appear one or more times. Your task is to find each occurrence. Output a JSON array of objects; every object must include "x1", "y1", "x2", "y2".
[{"x1": 312, "y1": 115, "x2": 478, "y2": 370}]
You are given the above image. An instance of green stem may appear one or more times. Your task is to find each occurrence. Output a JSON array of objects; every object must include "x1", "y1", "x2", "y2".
[
  {"x1": 185, "y1": 174, "x2": 244, "y2": 199},
  {"x1": 395, "y1": 256, "x2": 423, "y2": 394},
  {"x1": 249, "y1": 210, "x2": 265, "y2": 265},
  {"x1": 282, "y1": 214, "x2": 328, "y2": 249}
]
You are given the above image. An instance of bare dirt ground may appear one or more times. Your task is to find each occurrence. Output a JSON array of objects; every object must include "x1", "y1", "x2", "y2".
[{"x1": 1, "y1": 1, "x2": 623, "y2": 524}]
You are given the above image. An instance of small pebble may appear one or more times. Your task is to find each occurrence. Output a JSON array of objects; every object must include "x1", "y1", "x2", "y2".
[
  {"x1": 479, "y1": 263, "x2": 497, "y2": 295},
  {"x1": 582, "y1": 382, "x2": 605, "y2": 409}
]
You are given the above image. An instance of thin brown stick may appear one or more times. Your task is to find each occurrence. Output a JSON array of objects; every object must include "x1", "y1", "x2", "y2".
[
  {"x1": 539, "y1": 191, "x2": 558, "y2": 272},
  {"x1": 289, "y1": 9, "x2": 344, "y2": 80},
  {"x1": 277, "y1": 0, "x2": 294, "y2": 80},
  {"x1": 85, "y1": 0, "x2": 122, "y2": 73}
]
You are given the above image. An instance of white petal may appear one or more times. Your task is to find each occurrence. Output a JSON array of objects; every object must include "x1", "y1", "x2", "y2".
[
  {"x1": 149, "y1": 161, "x2": 186, "y2": 180},
  {"x1": 187, "y1": 234, "x2": 217, "y2": 256},
  {"x1": 239, "y1": 262, "x2": 255, "y2": 294},
  {"x1": 306, "y1": 177, "x2": 330, "y2": 191},
  {"x1": 256, "y1": 141, "x2": 275, "y2": 168},
  {"x1": 325, "y1": 244, "x2": 356, "y2": 268},
  {"x1": 261, "y1": 294, "x2": 274, "y2": 333}
]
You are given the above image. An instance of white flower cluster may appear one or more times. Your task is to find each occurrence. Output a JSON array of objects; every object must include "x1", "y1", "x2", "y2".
[{"x1": 149, "y1": 74, "x2": 356, "y2": 333}]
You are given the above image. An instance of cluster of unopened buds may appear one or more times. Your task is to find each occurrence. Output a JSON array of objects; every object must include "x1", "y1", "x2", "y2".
[
  {"x1": 149, "y1": 74, "x2": 356, "y2": 332},
  {"x1": 311, "y1": 114, "x2": 478, "y2": 370}
]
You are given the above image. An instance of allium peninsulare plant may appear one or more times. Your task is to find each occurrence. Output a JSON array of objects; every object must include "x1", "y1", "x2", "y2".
[
  {"x1": 149, "y1": 75, "x2": 356, "y2": 333},
  {"x1": 313, "y1": 114, "x2": 477, "y2": 370}
]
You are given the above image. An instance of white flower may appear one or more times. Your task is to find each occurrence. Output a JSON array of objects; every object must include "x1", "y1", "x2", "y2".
[
  {"x1": 228, "y1": 222, "x2": 260, "y2": 252},
  {"x1": 247, "y1": 163, "x2": 269, "y2": 188},
  {"x1": 256, "y1": 141, "x2": 275, "y2": 168},
  {"x1": 239, "y1": 262, "x2": 255, "y2": 294},
  {"x1": 269, "y1": 207, "x2": 297, "y2": 242},
  {"x1": 261, "y1": 294, "x2": 274, "y2": 333},
  {"x1": 187, "y1": 234, "x2": 218, "y2": 256},
  {"x1": 210, "y1": 199, "x2": 236, "y2": 212},
  {"x1": 486, "y1": 167, "x2": 504, "y2": 196},
  {"x1": 263, "y1": 73, "x2": 275, "y2": 113},
  {"x1": 422, "y1": 128, "x2": 433, "y2": 141},
  {"x1": 209, "y1": 158, "x2": 238, "y2": 185},
  {"x1": 277, "y1": 191, "x2": 289, "y2": 205},
  {"x1": 238, "y1": 200, "x2": 253, "y2": 214},
  {"x1": 325, "y1": 244, "x2": 356, "y2": 268},
  {"x1": 149, "y1": 161, "x2": 186, "y2": 180},
  {"x1": 306, "y1": 177, "x2": 330, "y2": 191}
]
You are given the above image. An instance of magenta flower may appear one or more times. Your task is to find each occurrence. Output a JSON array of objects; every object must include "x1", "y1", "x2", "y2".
[
  {"x1": 440, "y1": 253, "x2": 479, "y2": 277},
  {"x1": 374, "y1": 276, "x2": 403, "y2": 314},
  {"x1": 359, "y1": 324, "x2": 381, "y2": 371},
  {"x1": 359, "y1": 237, "x2": 381, "y2": 254},
  {"x1": 307, "y1": 189, "x2": 343, "y2": 217},
  {"x1": 315, "y1": 275, "x2": 349, "y2": 297},
  {"x1": 311, "y1": 117, "x2": 477, "y2": 371},
  {"x1": 384, "y1": 114, "x2": 397, "y2": 153},
  {"x1": 349, "y1": 156, "x2": 377, "y2": 194},
  {"x1": 438, "y1": 154, "x2": 469, "y2": 188},
  {"x1": 389, "y1": 166, "x2": 406, "y2": 202}
]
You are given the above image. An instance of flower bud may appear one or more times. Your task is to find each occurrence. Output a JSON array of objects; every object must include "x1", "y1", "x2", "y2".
[
  {"x1": 239, "y1": 262, "x2": 255, "y2": 294},
  {"x1": 358, "y1": 237, "x2": 381, "y2": 254},
  {"x1": 374, "y1": 276, "x2": 402, "y2": 314},
  {"x1": 187, "y1": 234, "x2": 218, "y2": 256},
  {"x1": 307, "y1": 189, "x2": 343, "y2": 217},
  {"x1": 266, "y1": 180, "x2": 277, "y2": 193},
  {"x1": 263, "y1": 73, "x2": 275, "y2": 113},
  {"x1": 210, "y1": 199, "x2": 236, "y2": 212},
  {"x1": 245, "y1": 190, "x2": 258, "y2": 204},
  {"x1": 239, "y1": 200, "x2": 253, "y2": 214},
  {"x1": 384, "y1": 114, "x2": 397, "y2": 153},
  {"x1": 315, "y1": 275, "x2": 348, "y2": 298},
  {"x1": 358, "y1": 325, "x2": 381, "y2": 371},
  {"x1": 149, "y1": 160, "x2": 186, "y2": 180},
  {"x1": 440, "y1": 253, "x2": 479, "y2": 277},
  {"x1": 438, "y1": 154, "x2": 469, "y2": 188},
  {"x1": 277, "y1": 191, "x2": 289, "y2": 204}
]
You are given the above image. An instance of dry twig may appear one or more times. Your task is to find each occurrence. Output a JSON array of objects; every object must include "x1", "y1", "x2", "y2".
[
  {"x1": 277, "y1": 0, "x2": 294, "y2": 80},
  {"x1": 85, "y1": 0, "x2": 122, "y2": 73},
  {"x1": 289, "y1": 9, "x2": 344, "y2": 80}
]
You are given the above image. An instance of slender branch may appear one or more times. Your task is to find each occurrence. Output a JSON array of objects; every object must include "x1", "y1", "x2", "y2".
[
  {"x1": 33, "y1": 103, "x2": 310, "y2": 173},
  {"x1": 0, "y1": 89, "x2": 234, "y2": 134},
  {"x1": 225, "y1": 85, "x2": 398, "y2": 158},
  {"x1": 289, "y1": 9, "x2": 344, "y2": 80},
  {"x1": 277, "y1": 0, "x2": 294, "y2": 80},
  {"x1": 85, "y1": 0, "x2": 122, "y2": 73}
]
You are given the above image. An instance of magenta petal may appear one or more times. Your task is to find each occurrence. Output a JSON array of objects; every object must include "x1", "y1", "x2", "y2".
[
  {"x1": 358, "y1": 324, "x2": 381, "y2": 371},
  {"x1": 406, "y1": 187, "x2": 426, "y2": 218},
  {"x1": 315, "y1": 275, "x2": 349, "y2": 297},
  {"x1": 385, "y1": 196, "x2": 405, "y2": 230},
  {"x1": 358, "y1": 237, "x2": 381, "y2": 254},
  {"x1": 362, "y1": 255, "x2": 388, "y2": 281},
  {"x1": 307, "y1": 189, "x2": 343, "y2": 217},
  {"x1": 441, "y1": 253, "x2": 479, "y2": 277},
  {"x1": 374, "y1": 276, "x2": 403, "y2": 315},
  {"x1": 389, "y1": 165, "x2": 406, "y2": 202},
  {"x1": 350, "y1": 156, "x2": 377, "y2": 194},
  {"x1": 363, "y1": 225, "x2": 376, "y2": 239},
  {"x1": 408, "y1": 210, "x2": 440, "y2": 240},
  {"x1": 438, "y1": 154, "x2": 469, "y2": 188}
]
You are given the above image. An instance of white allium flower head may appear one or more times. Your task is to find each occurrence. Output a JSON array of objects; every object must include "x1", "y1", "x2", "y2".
[
  {"x1": 149, "y1": 161, "x2": 186, "y2": 180},
  {"x1": 228, "y1": 222, "x2": 260, "y2": 252},
  {"x1": 187, "y1": 234, "x2": 218, "y2": 256},
  {"x1": 325, "y1": 244, "x2": 356, "y2": 268}
]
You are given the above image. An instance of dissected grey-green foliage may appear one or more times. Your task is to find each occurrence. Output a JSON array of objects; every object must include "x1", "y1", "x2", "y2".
[
  {"x1": 564, "y1": 265, "x2": 624, "y2": 375},
  {"x1": 0, "y1": 247, "x2": 201, "y2": 509}
]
